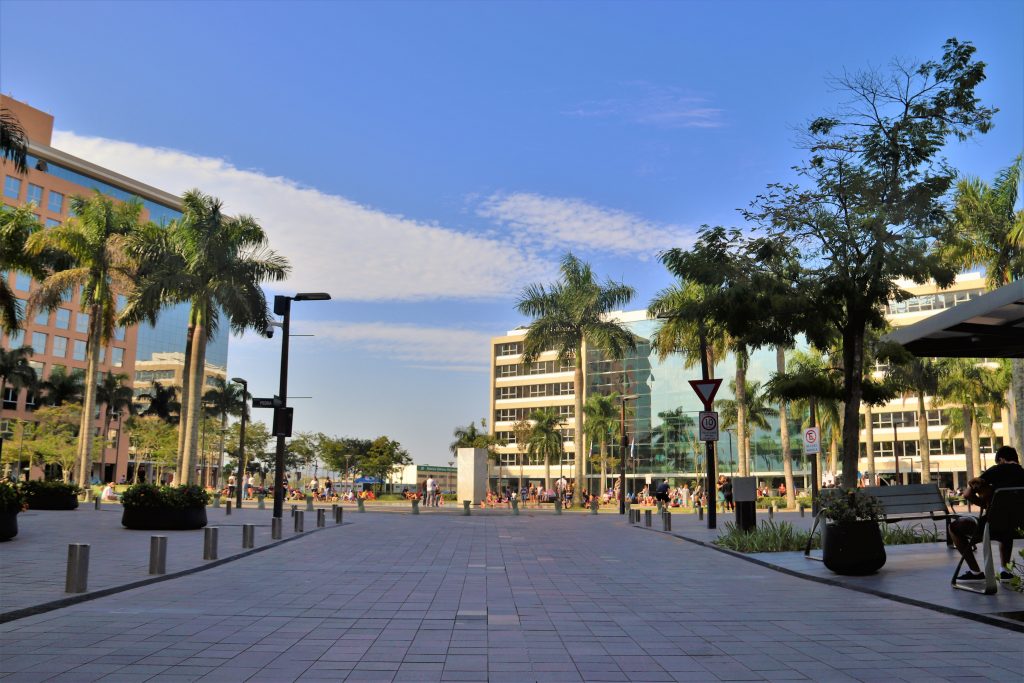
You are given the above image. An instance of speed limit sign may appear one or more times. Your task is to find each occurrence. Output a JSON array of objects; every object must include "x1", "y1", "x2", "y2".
[
  {"x1": 803, "y1": 427, "x2": 820, "y2": 455},
  {"x1": 698, "y1": 411, "x2": 719, "y2": 441}
]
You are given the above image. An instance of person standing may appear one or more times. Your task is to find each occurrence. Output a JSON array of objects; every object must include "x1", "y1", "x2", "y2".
[{"x1": 426, "y1": 475, "x2": 437, "y2": 507}]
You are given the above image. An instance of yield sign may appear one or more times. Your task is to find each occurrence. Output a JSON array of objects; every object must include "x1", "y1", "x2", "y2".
[{"x1": 688, "y1": 378, "x2": 722, "y2": 411}]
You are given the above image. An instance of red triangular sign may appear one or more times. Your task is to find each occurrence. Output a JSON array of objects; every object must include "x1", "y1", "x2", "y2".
[{"x1": 688, "y1": 378, "x2": 722, "y2": 410}]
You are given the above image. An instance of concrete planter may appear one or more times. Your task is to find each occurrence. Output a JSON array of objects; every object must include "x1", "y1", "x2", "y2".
[
  {"x1": 122, "y1": 506, "x2": 208, "y2": 530},
  {"x1": 0, "y1": 510, "x2": 18, "y2": 541}
]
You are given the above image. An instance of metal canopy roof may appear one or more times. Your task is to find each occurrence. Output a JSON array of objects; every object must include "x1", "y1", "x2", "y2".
[{"x1": 884, "y1": 280, "x2": 1024, "y2": 358}]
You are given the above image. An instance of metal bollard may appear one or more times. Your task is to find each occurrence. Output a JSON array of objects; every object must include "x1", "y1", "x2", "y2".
[
  {"x1": 203, "y1": 527, "x2": 219, "y2": 560},
  {"x1": 213, "y1": 494, "x2": 221, "y2": 508},
  {"x1": 554, "y1": 499, "x2": 562, "y2": 515},
  {"x1": 590, "y1": 499, "x2": 599, "y2": 515},
  {"x1": 271, "y1": 517, "x2": 282, "y2": 539},
  {"x1": 317, "y1": 509, "x2": 325, "y2": 527},
  {"x1": 225, "y1": 500, "x2": 232, "y2": 515},
  {"x1": 294, "y1": 511, "x2": 304, "y2": 533},
  {"x1": 94, "y1": 497, "x2": 101, "y2": 510},
  {"x1": 697, "y1": 505, "x2": 704, "y2": 521},
  {"x1": 149, "y1": 536, "x2": 167, "y2": 575},
  {"x1": 335, "y1": 506, "x2": 343, "y2": 524},
  {"x1": 242, "y1": 524, "x2": 255, "y2": 549},
  {"x1": 768, "y1": 506, "x2": 774, "y2": 521},
  {"x1": 512, "y1": 499, "x2": 519, "y2": 516},
  {"x1": 644, "y1": 510, "x2": 652, "y2": 527},
  {"x1": 291, "y1": 504, "x2": 298, "y2": 515},
  {"x1": 65, "y1": 544, "x2": 90, "y2": 593},
  {"x1": 331, "y1": 503, "x2": 339, "y2": 520},
  {"x1": 357, "y1": 499, "x2": 365, "y2": 513},
  {"x1": 257, "y1": 494, "x2": 265, "y2": 510},
  {"x1": 306, "y1": 495, "x2": 314, "y2": 512},
  {"x1": 462, "y1": 500, "x2": 471, "y2": 516},
  {"x1": 412, "y1": 499, "x2": 419, "y2": 515},
  {"x1": 663, "y1": 511, "x2": 672, "y2": 531},
  {"x1": 799, "y1": 504, "x2": 805, "y2": 518}
]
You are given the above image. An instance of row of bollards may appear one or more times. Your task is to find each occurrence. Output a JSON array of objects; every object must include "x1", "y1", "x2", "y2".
[{"x1": 64, "y1": 505, "x2": 347, "y2": 594}]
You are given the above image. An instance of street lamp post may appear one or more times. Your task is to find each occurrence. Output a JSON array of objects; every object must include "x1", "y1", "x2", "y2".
[
  {"x1": 272, "y1": 292, "x2": 331, "y2": 519},
  {"x1": 231, "y1": 377, "x2": 248, "y2": 508},
  {"x1": 617, "y1": 393, "x2": 638, "y2": 514},
  {"x1": 892, "y1": 413, "x2": 902, "y2": 485}
]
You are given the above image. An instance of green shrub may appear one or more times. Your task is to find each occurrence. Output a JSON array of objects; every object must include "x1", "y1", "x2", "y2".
[
  {"x1": 817, "y1": 488, "x2": 884, "y2": 523},
  {"x1": 755, "y1": 496, "x2": 786, "y2": 509},
  {"x1": 120, "y1": 483, "x2": 164, "y2": 509},
  {"x1": 169, "y1": 484, "x2": 210, "y2": 508},
  {"x1": 21, "y1": 480, "x2": 80, "y2": 498},
  {"x1": 0, "y1": 481, "x2": 26, "y2": 513},
  {"x1": 880, "y1": 522, "x2": 940, "y2": 545},
  {"x1": 714, "y1": 520, "x2": 819, "y2": 553},
  {"x1": 796, "y1": 494, "x2": 812, "y2": 509},
  {"x1": 122, "y1": 484, "x2": 210, "y2": 509}
]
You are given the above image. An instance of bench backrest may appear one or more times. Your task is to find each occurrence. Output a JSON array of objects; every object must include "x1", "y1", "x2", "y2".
[
  {"x1": 987, "y1": 487, "x2": 1024, "y2": 539},
  {"x1": 861, "y1": 484, "x2": 948, "y2": 518}
]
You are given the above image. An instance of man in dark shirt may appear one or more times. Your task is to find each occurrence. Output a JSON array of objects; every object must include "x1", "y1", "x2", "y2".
[
  {"x1": 950, "y1": 446, "x2": 1024, "y2": 581},
  {"x1": 655, "y1": 479, "x2": 670, "y2": 505}
]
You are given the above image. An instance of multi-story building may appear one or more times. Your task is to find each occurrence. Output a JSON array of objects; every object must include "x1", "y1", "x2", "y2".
[
  {"x1": 1, "y1": 96, "x2": 227, "y2": 483},
  {"x1": 487, "y1": 273, "x2": 1008, "y2": 494}
]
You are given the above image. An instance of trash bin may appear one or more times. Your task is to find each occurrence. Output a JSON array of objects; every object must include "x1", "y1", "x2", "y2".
[{"x1": 732, "y1": 476, "x2": 757, "y2": 532}]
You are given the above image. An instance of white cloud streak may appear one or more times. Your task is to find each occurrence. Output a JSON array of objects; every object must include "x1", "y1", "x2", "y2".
[
  {"x1": 52, "y1": 131, "x2": 551, "y2": 302},
  {"x1": 478, "y1": 192, "x2": 697, "y2": 257},
  {"x1": 564, "y1": 83, "x2": 725, "y2": 129}
]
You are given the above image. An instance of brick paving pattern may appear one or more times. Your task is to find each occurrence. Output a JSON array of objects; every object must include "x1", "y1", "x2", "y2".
[{"x1": 1, "y1": 512, "x2": 1021, "y2": 682}]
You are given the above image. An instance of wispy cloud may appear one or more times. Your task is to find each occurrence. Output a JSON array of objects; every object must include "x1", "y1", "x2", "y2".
[
  {"x1": 478, "y1": 192, "x2": 697, "y2": 258},
  {"x1": 565, "y1": 82, "x2": 725, "y2": 129},
  {"x1": 52, "y1": 132, "x2": 552, "y2": 302}
]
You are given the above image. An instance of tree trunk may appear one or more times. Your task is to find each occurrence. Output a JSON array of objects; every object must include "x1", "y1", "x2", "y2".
[
  {"x1": 175, "y1": 321, "x2": 194, "y2": 483},
  {"x1": 829, "y1": 432, "x2": 839, "y2": 475},
  {"x1": 1012, "y1": 359, "x2": 1024, "y2": 453},
  {"x1": 100, "y1": 408, "x2": 111, "y2": 484},
  {"x1": 864, "y1": 403, "x2": 876, "y2": 485},
  {"x1": 962, "y1": 407, "x2": 975, "y2": 481},
  {"x1": 840, "y1": 323, "x2": 866, "y2": 489},
  {"x1": 544, "y1": 455, "x2": 551, "y2": 491},
  {"x1": 75, "y1": 307, "x2": 102, "y2": 488},
  {"x1": 970, "y1": 413, "x2": 982, "y2": 478},
  {"x1": 180, "y1": 312, "x2": 208, "y2": 486},
  {"x1": 599, "y1": 441, "x2": 608, "y2": 493},
  {"x1": 735, "y1": 347, "x2": 748, "y2": 476},
  {"x1": 917, "y1": 392, "x2": 931, "y2": 483},
  {"x1": 573, "y1": 352, "x2": 585, "y2": 506}
]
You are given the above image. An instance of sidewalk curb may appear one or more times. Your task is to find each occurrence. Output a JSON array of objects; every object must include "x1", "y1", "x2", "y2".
[
  {"x1": 0, "y1": 521, "x2": 348, "y2": 625},
  {"x1": 633, "y1": 523, "x2": 1024, "y2": 634}
]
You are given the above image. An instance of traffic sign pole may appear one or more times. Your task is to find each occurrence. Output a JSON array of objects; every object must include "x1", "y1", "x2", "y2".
[{"x1": 696, "y1": 324, "x2": 716, "y2": 530}]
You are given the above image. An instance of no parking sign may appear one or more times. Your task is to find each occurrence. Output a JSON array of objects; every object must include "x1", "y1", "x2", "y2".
[{"x1": 803, "y1": 427, "x2": 820, "y2": 455}]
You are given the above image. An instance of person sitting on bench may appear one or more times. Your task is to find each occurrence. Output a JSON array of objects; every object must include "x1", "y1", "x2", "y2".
[{"x1": 949, "y1": 446, "x2": 1024, "y2": 582}]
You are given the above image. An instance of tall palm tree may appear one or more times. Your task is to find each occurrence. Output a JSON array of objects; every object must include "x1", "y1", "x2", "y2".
[
  {"x1": 936, "y1": 359, "x2": 1002, "y2": 481},
  {"x1": 888, "y1": 358, "x2": 941, "y2": 483},
  {"x1": 1, "y1": 347, "x2": 37, "y2": 458},
  {"x1": 95, "y1": 371, "x2": 134, "y2": 481},
  {"x1": 202, "y1": 377, "x2": 248, "y2": 486},
  {"x1": 583, "y1": 392, "x2": 620, "y2": 494},
  {"x1": 1, "y1": 204, "x2": 58, "y2": 334},
  {"x1": 138, "y1": 381, "x2": 180, "y2": 423},
  {"x1": 939, "y1": 155, "x2": 1024, "y2": 452},
  {"x1": 0, "y1": 107, "x2": 29, "y2": 174},
  {"x1": 776, "y1": 347, "x2": 795, "y2": 508},
  {"x1": 650, "y1": 407, "x2": 693, "y2": 473},
  {"x1": 715, "y1": 379, "x2": 778, "y2": 476},
  {"x1": 450, "y1": 419, "x2": 503, "y2": 489},
  {"x1": 526, "y1": 408, "x2": 563, "y2": 491},
  {"x1": 39, "y1": 366, "x2": 84, "y2": 406},
  {"x1": 647, "y1": 281, "x2": 729, "y2": 379},
  {"x1": 26, "y1": 192, "x2": 144, "y2": 487},
  {"x1": 123, "y1": 190, "x2": 289, "y2": 484},
  {"x1": 517, "y1": 253, "x2": 636, "y2": 505}
]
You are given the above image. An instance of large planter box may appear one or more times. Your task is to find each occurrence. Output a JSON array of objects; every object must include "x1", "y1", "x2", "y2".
[
  {"x1": 122, "y1": 506, "x2": 208, "y2": 530},
  {"x1": 823, "y1": 520, "x2": 886, "y2": 575},
  {"x1": 0, "y1": 510, "x2": 18, "y2": 541},
  {"x1": 26, "y1": 492, "x2": 79, "y2": 510}
]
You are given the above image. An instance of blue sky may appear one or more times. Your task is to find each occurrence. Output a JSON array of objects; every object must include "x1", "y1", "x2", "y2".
[{"x1": 2, "y1": 0, "x2": 1021, "y2": 465}]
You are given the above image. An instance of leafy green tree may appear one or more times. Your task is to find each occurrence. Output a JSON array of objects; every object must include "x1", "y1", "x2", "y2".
[
  {"x1": 122, "y1": 190, "x2": 289, "y2": 485},
  {"x1": 360, "y1": 436, "x2": 412, "y2": 493},
  {"x1": 24, "y1": 403, "x2": 81, "y2": 482},
  {"x1": 1, "y1": 346, "x2": 36, "y2": 427},
  {"x1": 1, "y1": 204, "x2": 47, "y2": 333},
  {"x1": 95, "y1": 371, "x2": 134, "y2": 481},
  {"x1": 138, "y1": 381, "x2": 179, "y2": 424},
  {"x1": 203, "y1": 377, "x2": 248, "y2": 484},
  {"x1": 939, "y1": 155, "x2": 1024, "y2": 452},
  {"x1": 647, "y1": 280, "x2": 729, "y2": 379},
  {"x1": 517, "y1": 253, "x2": 636, "y2": 504},
  {"x1": 26, "y1": 192, "x2": 147, "y2": 487},
  {"x1": 320, "y1": 436, "x2": 371, "y2": 482},
  {"x1": 525, "y1": 408, "x2": 563, "y2": 490},
  {"x1": 887, "y1": 358, "x2": 940, "y2": 482},
  {"x1": 0, "y1": 107, "x2": 29, "y2": 174},
  {"x1": 583, "y1": 392, "x2": 621, "y2": 493},
  {"x1": 39, "y1": 366, "x2": 84, "y2": 406},
  {"x1": 224, "y1": 420, "x2": 273, "y2": 483},
  {"x1": 126, "y1": 415, "x2": 177, "y2": 483},
  {"x1": 450, "y1": 419, "x2": 503, "y2": 488}
]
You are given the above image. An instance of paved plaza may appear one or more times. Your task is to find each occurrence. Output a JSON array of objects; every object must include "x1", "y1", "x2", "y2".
[{"x1": 1, "y1": 509, "x2": 1022, "y2": 682}]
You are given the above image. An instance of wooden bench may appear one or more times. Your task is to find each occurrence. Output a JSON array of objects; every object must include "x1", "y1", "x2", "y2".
[
  {"x1": 804, "y1": 484, "x2": 954, "y2": 558},
  {"x1": 950, "y1": 486, "x2": 1024, "y2": 595}
]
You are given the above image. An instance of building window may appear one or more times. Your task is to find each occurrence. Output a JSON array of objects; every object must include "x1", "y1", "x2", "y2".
[
  {"x1": 45, "y1": 218, "x2": 60, "y2": 228},
  {"x1": 55, "y1": 308, "x2": 71, "y2": 329},
  {"x1": 496, "y1": 342, "x2": 522, "y2": 357},
  {"x1": 34, "y1": 308, "x2": 49, "y2": 326},
  {"x1": 111, "y1": 347, "x2": 124, "y2": 367},
  {"x1": 26, "y1": 183, "x2": 43, "y2": 205},
  {"x1": 2, "y1": 388, "x2": 17, "y2": 410},
  {"x1": 14, "y1": 272, "x2": 31, "y2": 291},
  {"x1": 497, "y1": 386, "x2": 518, "y2": 400},
  {"x1": 7, "y1": 328, "x2": 24, "y2": 348},
  {"x1": 75, "y1": 313, "x2": 89, "y2": 333},
  {"x1": 3, "y1": 176, "x2": 22, "y2": 199},
  {"x1": 31, "y1": 332, "x2": 47, "y2": 355},
  {"x1": 529, "y1": 384, "x2": 547, "y2": 397},
  {"x1": 498, "y1": 365, "x2": 518, "y2": 378},
  {"x1": 113, "y1": 326, "x2": 125, "y2": 341},
  {"x1": 557, "y1": 405, "x2": 574, "y2": 417},
  {"x1": 47, "y1": 191, "x2": 64, "y2": 214},
  {"x1": 73, "y1": 340, "x2": 87, "y2": 361},
  {"x1": 558, "y1": 382, "x2": 574, "y2": 396},
  {"x1": 52, "y1": 336, "x2": 68, "y2": 358}
]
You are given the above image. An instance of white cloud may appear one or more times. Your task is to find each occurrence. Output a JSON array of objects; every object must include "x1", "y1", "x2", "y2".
[
  {"x1": 257, "y1": 320, "x2": 493, "y2": 371},
  {"x1": 478, "y1": 192, "x2": 697, "y2": 257},
  {"x1": 52, "y1": 131, "x2": 551, "y2": 302},
  {"x1": 564, "y1": 83, "x2": 725, "y2": 129}
]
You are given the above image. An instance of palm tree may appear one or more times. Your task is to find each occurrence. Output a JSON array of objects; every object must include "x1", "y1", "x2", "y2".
[
  {"x1": 2, "y1": 205, "x2": 44, "y2": 333},
  {"x1": 939, "y1": 155, "x2": 1024, "y2": 452},
  {"x1": 647, "y1": 281, "x2": 729, "y2": 378},
  {"x1": 26, "y1": 191, "x2": 144, "y2": 487},
  {"x1": 650, "y1": 407, "x2": 693, "y2": 472},
  {"x1": 888, "y1": 358, "x2": 941, "y2": 483},
  {"x1": 0, "y1": 107, "x2": 29, "y2": 174},
  {"x1": 202, "y1": 377, "x2": 248, "y2": 486},
  {"x1": 937, "y1": 358, "x2": 1011, "y2": 480},
  {"x1": 776, "y1": 347, "x2": 795, "y2": 508},
  {"x1": 715, "y1": 379, "x2": 778, "y2": 476},
  {"x1": 39, "y1": 366, "x2": 84, "y2": 406},
  {"x1": 512, "y1": 419, "x2": 534, "y2": 490},
  {"x1": 139, "y1": 381, "x2": 180, "y2": 423},
  {"x1": 95, "y1": 371, "x2": 134, "y2": 482},
  {"x1": 1, "y1": 347, "x2": 37, "y2": 457},
  {"x1": 123, "y1": 190, "x2": 289, "y2": 484},
  {"x1": 583, "y1": 392, "x2": 620, "y2": 494},
  {"x1": 517, "y1": 253, "x2": 636, "y2": 505},
  {"x1": 450, "y1": 419, "x2": 503, "y2": 490},
  {"x1": 526, "y1": 408, "x2": 563, "y2": 491}
]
